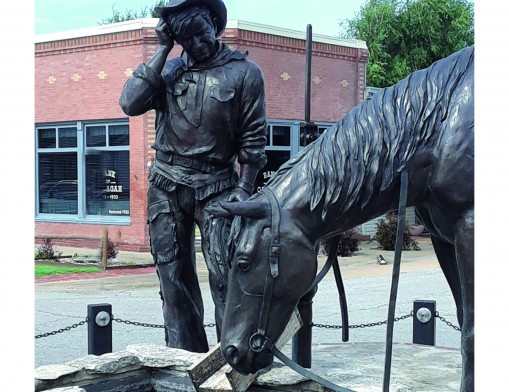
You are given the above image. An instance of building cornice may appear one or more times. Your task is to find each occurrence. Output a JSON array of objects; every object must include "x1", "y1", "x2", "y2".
[
  {"x1": 225, "y1": 20, "x2": 367, "y2": 50},
  {"x1": 35, "y1": 18, "x2": 368, "y2": 59}
]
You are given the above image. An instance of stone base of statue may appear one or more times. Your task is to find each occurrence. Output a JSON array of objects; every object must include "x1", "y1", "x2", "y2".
[{"x1": 35, "y1": 342, "x2": 461, "y2": 391}]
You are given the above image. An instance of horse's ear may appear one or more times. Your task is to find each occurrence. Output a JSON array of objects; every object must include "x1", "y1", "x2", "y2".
[{"x1": 219, "y1": 200, "x2": 270, "y2": 219}]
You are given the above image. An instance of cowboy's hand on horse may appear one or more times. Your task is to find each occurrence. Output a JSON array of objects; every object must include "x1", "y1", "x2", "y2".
[
  {"x1": 227, "y1": 187, "x2": 251, "y2": 203},
  {"x1": 156, "y1": 18, "x2": 174, "y2": 51}
]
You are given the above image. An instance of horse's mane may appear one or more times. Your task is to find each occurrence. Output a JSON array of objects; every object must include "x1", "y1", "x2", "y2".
[{"x1": 268, "y1": 46, "x2": 474, "y2": 220}]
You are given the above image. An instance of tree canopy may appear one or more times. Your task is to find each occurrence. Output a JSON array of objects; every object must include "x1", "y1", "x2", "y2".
[
  {"x1": 339, "y1": 0, "x2": 474, "y2": 88},
  {"x1": 99, "y1": 1, "x2": 165, "y2": 25}
]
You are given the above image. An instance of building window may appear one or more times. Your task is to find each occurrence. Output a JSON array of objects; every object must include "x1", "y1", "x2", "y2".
[
  {"x1": 255, "y1": 123, "x2": 293, "y2": 192},
  {"x1": 35, "y1": 121, "x2": 130, "y2": 223},
  {"x1": 254, "y1": 120, "x2": 334, "y2": 193}
]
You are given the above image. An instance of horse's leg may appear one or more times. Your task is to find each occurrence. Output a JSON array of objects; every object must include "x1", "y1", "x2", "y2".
[
  {"x1": 454, "y1": 209, "x2": 474, "y2": 392},
  {"x1": 416, "y1": 207, "x2": 464, "y2": 326},
  {"x1": 430, "y1": 235, "x2": 463, "y2": 327}
]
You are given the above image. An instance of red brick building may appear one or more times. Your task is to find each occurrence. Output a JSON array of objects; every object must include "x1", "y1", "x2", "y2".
[{"x1": 34, "y1": 19, "x2": 369, "y2": 251}]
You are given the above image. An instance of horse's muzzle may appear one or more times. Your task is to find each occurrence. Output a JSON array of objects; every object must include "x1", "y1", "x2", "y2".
[
  {"x1": 222, "y1": 343, "x2": 273, "y2": 375},
  {"x1": 224, "y1": 345, "x2": 241, "y2": 366}
]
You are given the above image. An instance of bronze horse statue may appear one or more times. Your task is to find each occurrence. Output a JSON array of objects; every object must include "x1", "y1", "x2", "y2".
[{"x1": 208, "y1": 46, "x2": 474, "y2": 391}]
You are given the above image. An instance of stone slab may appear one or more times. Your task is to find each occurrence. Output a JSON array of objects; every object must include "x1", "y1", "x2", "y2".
[
  {"x1": 260, "y1": 342, "x2": 462, "y2": 391},
  {"x1": 36, "y1": 342, "x2": 461, "y2": 391}
]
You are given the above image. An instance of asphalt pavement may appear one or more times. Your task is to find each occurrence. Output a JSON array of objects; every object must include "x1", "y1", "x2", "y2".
[{"x1": 34, "y1": 237, "x2": 461, "y2": 369}]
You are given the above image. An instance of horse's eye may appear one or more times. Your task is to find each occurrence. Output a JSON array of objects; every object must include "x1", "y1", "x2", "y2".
[{"x1": 237, "y1": 259, "x2": 251, "y2": 272}]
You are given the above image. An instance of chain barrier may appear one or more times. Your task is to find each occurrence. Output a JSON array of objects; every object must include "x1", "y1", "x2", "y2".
[
  {"x1": 113, "y1": 317, "x2": 164, "y2": 329},
  {"x1": 35, "y1": 318, "x2": 216, "y2": 339},
  {"x1": 435, "y1": 312, "x2": 461, "y2": 331},
  {"x1": 312, "y1": 312, "x2": 413, "y2": 330},
  {"x1": 312, "y1": 311, "x2": 461, "y2": 332},
  {"x1": 35, "y1": 311, "x2": 460, "y2": 339},
  {"x1": 113, "y1": 317, "x2": 216, "y2": 329},
  {"x1": 35, "y1": 319, "x2": 88, "y2": 339}
]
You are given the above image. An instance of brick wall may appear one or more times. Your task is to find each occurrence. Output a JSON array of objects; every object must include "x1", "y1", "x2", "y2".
[
  {"x1": 223, "y1": 27, "x2": 369, "y2": 121},
  {"x1": 34, "y1": 25, "x2": 368, "y2": 251}
]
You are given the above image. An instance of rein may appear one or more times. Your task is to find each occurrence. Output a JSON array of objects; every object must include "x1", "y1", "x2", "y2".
[
  {"x1": 253, "y1": 188, "x2": 353, "y2": 391},
  {"x1": 251, "y1": 170, "x2": 408, "y2": 391},
  {"x1": 382, "y1": 169, "x2": 409, "y2": 391}
]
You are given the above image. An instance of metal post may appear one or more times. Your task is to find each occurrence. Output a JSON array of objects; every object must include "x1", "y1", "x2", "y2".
[
  {"x1": 102, "y1": 228, "x2": 108, "y2": 269},
  {"x1": 304, "y1": 24, "x2": 312, "y2": 124},
  {"x1": 292, "y1": 286, "x2": 316, "y2": 368},
  {"x1": 87, "y1": 303, "x2": 113, "y2": 355},
  {"x1": 299, "y1": 24, "x2": 319, "y2": 148},
  {"x1": 413, "y1": 300, "x2": 436, "y2": 346}
]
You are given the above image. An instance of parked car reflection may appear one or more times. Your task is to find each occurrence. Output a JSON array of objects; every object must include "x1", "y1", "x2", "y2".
[{"x1": 39, "y1": 180, "x2": 109, "y2": 214}]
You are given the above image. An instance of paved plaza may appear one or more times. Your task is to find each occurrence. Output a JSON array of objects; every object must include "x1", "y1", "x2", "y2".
[{"x1": 35, "y1": 237, "x2": 460, "y2": 370}]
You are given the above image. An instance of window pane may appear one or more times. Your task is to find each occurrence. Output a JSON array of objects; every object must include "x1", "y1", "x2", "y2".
[
  {"x1": 38, "y1": 152, "x2": 78, "y2": 214},
  {"x1": 254, "y1": 150, "x2": 291, "y2": 193},
  {"x1": 109, "y1": 124, "x2": 129, "y2": 146},
  {"x1": 86, "y1": 126, "x2": 106, "y2": 147},
  {"x1": 86, "y1": 150, "x2": 130, "y2": 216},
  {"x1": 318, "y1": 126, "x2": 329, "y2": 135},
  {"x1": 58, "y1": 127, "x2": 77, "y2": 148},
  {"x1": 272, "y1": 126, "x2": 291, "y2": 146},
  {"x1": 38, "y1": 128, "x2": 56, "y2": 149}
]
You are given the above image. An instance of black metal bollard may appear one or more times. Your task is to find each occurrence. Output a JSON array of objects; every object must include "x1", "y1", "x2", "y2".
[
  {"x1": 292, "y1": 286, "x2": 317, "y2": 368},
  {"x1": 413, "y1": 300, "x2": 436, "y2": 346},
  {"x1": 88, "y1": 303, "x2": 113, "y2": 355}
]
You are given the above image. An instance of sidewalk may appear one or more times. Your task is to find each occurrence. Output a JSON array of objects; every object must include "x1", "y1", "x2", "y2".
[
  {"x1": 35, "y1": 234, "x2": 460, "y2": 370},
  {"x1": 35, "y1": 236, "x2": 437, "y2": 284}
]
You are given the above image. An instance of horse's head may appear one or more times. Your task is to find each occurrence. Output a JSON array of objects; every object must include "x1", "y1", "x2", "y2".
[{"x1": 208, "y1": 189, "x2": 317, "y2": 375}]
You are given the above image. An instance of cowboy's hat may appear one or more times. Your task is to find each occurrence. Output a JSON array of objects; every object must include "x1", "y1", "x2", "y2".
[{"x1": 155, "y1": 0, "x2": 227, "y2": 37}]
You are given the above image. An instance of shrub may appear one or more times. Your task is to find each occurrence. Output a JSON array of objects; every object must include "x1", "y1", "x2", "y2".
[
  {"x1": 100, "y1": 238, "x2": 119, "y2": 260},
  {"x1": 35, "y1": 238, "x2": 62, "y2": 260},
  {"x1": 374, "y1": 216, "x2": 420, "y2": 251},
  {"x1": 322, "y1": 229, "x2": 361, "y2": 257}
]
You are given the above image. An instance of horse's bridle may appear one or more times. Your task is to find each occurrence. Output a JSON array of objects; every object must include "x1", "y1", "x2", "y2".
[
  {"x1": 248, "y1": 188, "x2": 355, "y2": 392},
  {"x1": 248, "y1": 187, "x2": 281, "y2": 353},
  {"x1": 248, "y1": 187, "x2": 345, "y2": 352}
]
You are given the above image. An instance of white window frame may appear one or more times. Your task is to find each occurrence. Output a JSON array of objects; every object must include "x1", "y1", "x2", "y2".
[{"x1": 35, "y1": 120, "x2": 130, "y2": 225}]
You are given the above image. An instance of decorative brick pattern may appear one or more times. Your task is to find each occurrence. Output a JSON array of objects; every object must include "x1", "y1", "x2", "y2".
[
  {"x1": 47, "y1": 76, "x2": 56, "y2": 84},
  {"x1": 280, "y1": 72, "x2": 291, "y2": 81},
  {"x1": 71, "y1": 73, "x2": 81, "y2": 82}
]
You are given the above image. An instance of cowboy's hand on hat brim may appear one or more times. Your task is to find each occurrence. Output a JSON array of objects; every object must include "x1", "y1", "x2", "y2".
[{"x1": 155, "y1": 18, "x2": 174, "y2": 49}]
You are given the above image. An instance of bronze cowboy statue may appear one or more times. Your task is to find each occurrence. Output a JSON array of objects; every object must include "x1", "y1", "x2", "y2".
[{"x1": 119, "y1": 0, "x2": 267, "y2": 353}]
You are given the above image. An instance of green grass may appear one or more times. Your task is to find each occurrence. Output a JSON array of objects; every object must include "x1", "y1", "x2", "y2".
[{"x1": 35, "y1": 264, "x2": 102, "y2": 277}]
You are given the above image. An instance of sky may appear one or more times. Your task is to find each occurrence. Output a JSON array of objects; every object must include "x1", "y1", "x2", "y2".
[{"x1": 35, "y1": 0, "x2": 366, "y2": 37}]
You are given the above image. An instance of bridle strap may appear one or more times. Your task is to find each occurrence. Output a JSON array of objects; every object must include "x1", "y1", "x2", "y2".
[
  {"x1": 263, "y1": 188, "x2": 281, "y2": 279},
  {"x1": 250, "y1": 188, "x2": 281, "y2": 351}
]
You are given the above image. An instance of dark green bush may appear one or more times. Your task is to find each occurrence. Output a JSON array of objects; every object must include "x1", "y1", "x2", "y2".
[
  {"x1": 322, "y1": 229, "x2": 361, "y2": 257},
  {"x1": 374, "y1": 216, "x2": 420, "y2": 251},
  {"x1": 100, "y1": 238, "x2": 119, "y2": 260},
  {"x1": 35, "y1": 238, "x2": 62, "y2": 260}
]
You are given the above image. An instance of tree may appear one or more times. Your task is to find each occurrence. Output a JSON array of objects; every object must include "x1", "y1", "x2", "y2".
[
  {"x1": 99, "y1": 1, "x2": 166, "y2": 25},
  {"x1": 340, "y1": 0, "x2": 474, "y2": 88}
]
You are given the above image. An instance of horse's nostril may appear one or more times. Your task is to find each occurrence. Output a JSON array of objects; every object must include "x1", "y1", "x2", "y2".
[{"x1": 224, "y1": 345, "x2": 240, "y2": 365}]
